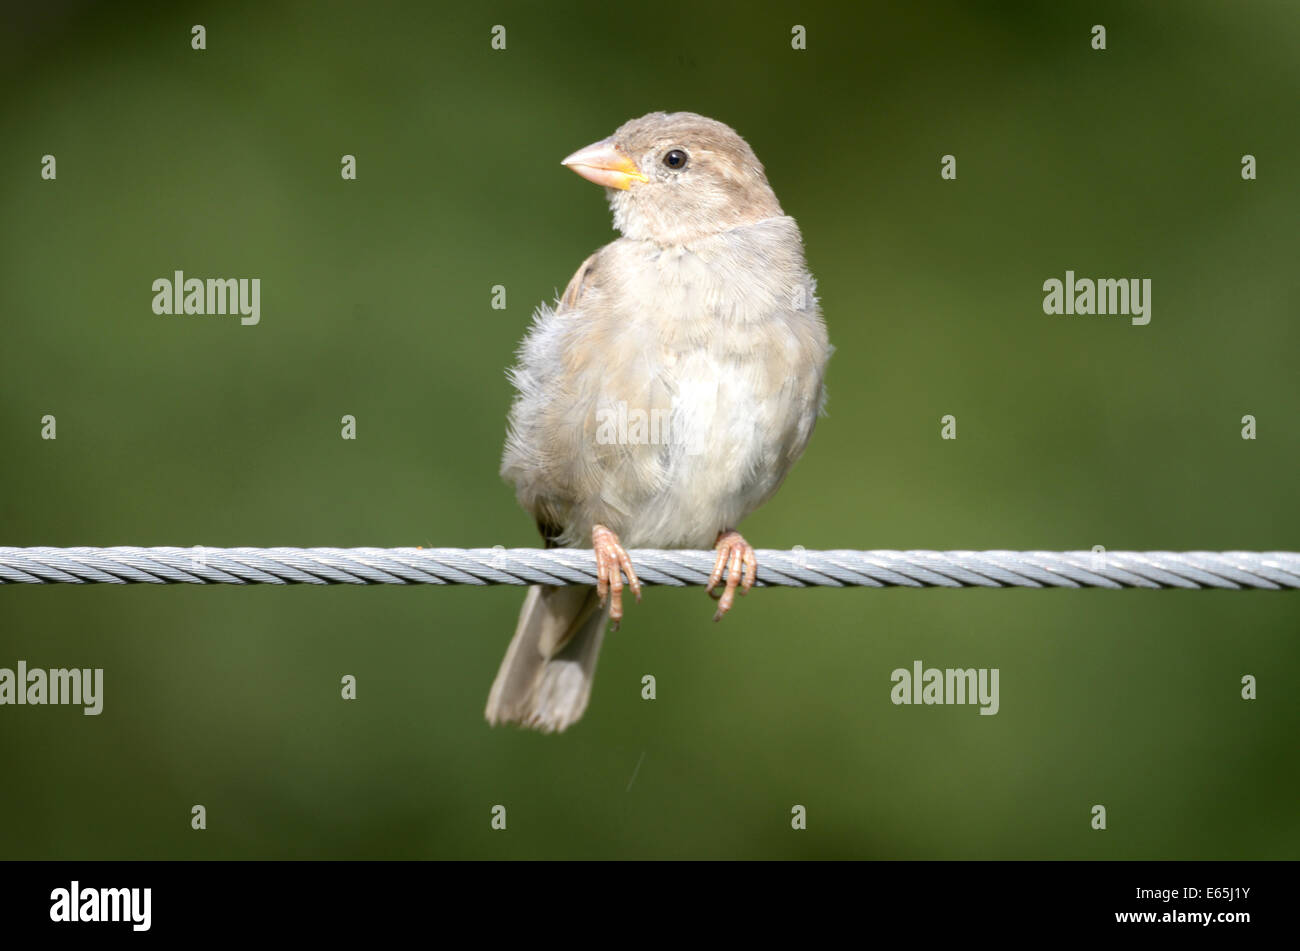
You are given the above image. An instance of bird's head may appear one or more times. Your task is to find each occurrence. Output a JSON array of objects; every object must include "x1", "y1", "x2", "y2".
[{"x1": 561, "y1": 111, "x2": 784, "y2": 245}]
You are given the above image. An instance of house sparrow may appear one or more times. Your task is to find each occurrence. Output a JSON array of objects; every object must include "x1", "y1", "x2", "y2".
[{"x1": 487, "y1": 111, "x2": 831, "y2": 732}]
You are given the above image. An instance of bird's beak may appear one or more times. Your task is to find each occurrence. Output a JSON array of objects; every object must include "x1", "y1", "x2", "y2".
[{"x1": 561, "y1": 139, "x2": 648, "y2": 190}]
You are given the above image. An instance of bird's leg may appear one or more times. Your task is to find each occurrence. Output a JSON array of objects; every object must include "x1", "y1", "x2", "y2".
[
  {"x1": 707, "y1": 530, "x2": 758, "y2": 621},
  {"x1": 592, "y1": 524, "x2": 641, "y2": 629}
]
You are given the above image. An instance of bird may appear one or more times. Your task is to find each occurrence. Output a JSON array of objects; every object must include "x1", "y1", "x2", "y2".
[{"x1": 486, "y1": 111, "x2": 831, "y2": 733}]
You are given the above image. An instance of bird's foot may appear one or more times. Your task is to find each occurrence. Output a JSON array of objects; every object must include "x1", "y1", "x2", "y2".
[
  {"x1": 592, "y1": 524, "x2": 641, "y2": 629},
  {"x1": 707, "y1": 530, "x2": 757, "y2": 621}
]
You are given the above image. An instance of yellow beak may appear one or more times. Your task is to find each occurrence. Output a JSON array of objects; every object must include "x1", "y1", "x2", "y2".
[{"x1": 561, "y1": 139, "x2": 649, "y2": 190}]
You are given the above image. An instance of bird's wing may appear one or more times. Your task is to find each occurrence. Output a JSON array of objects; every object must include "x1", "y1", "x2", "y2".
[
  {"x1": 559, "y1": 252, "x2": 600, "y2": 311},
  {"x1": 501, "y1": 247, "x2": 616, "y2": 545}
]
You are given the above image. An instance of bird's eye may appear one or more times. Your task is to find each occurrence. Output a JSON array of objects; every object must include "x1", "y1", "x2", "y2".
[{"x1": 663, "y1": 149, "x2": 688, "y2": 170}]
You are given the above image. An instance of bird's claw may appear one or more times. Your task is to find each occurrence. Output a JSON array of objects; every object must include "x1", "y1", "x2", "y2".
[
  {"x1": 707, "y1": 530, "x2": 757, "y2": 621},
  {"x1": 592, "y1": 524, "x2": 641, "y2": 629}
]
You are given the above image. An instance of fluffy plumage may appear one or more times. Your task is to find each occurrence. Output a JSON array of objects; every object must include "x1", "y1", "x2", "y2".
[{"x1": 488, "y1": 111, "x2": 831, "y2": 732}]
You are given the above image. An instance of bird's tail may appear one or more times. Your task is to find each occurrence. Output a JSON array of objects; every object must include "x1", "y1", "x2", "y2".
[{"x1": 485, "y1": 584, "x2": 609, "y2": 733}]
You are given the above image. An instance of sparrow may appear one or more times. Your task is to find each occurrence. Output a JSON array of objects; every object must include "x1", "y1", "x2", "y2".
[{"x1": 487, "y1": 111, "x2": 831, "y2": 732}]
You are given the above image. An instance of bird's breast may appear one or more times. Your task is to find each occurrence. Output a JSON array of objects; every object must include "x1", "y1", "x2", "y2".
[{"x1": 571, "y1": 224, "x2": 826, "y2": 546}]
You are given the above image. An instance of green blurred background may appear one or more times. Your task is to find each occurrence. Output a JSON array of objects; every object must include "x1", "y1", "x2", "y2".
[{"x1": 1, "y1": 0, "x2": 1297, "y2": 859}]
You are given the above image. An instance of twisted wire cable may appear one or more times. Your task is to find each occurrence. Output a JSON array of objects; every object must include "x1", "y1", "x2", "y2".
[{"x1": 0, "y1": 547, "x2": 1297, "y2": 589}]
